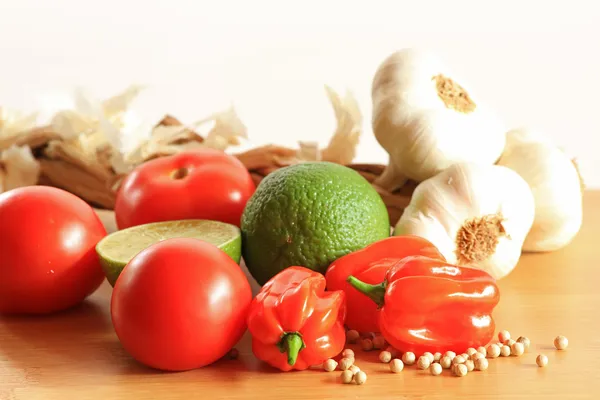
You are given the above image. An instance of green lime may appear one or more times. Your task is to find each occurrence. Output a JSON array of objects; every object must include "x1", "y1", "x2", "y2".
[
  {"x1": 241, "y1": 161, "x2": 390, "y2": 286},
  {"x1": 96, "y1": 219, "x2": 241, "y2": 286}
]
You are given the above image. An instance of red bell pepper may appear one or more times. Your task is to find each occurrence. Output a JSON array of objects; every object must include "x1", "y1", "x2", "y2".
[
  {"x1": 247, "y1": 266, "x2": 346, "y2": 371},
  {"x1": 347, "y1": 255, "x2": 500, "y2": 355},
  {"x1": 325, "y1": 235, "x2": 445, "y2": 333}
]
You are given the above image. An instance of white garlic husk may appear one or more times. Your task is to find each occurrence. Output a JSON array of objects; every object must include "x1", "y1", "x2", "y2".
[
  {"x1": 393, "y1": 162, "x2": 535, "y2": 280},
  {"x1": 371, "y1": 48, "x2": 506, "y2": 192},
  {"x1": 497, "y1": 128, "x2": 583, "y2": 252}
]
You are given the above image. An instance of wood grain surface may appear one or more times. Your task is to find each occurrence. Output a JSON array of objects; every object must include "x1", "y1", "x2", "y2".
[{"x1": 2, "y1": 193, "x2": 599, "y2": 400}]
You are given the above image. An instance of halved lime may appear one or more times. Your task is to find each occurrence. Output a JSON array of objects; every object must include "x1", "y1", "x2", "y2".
[{"x1": 96, "y1": 219, "x2": 242, "y2": 286}]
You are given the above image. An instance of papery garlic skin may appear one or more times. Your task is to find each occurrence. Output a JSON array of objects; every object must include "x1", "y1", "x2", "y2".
[
  {"x1": 0, "y1": 145, "x2": 40, "y2": 193},
  {"x1": 371, "y1": 48, "x2": 506, "y2": 191},
  {"x1": 393, "y1": 162, "x2": 535, "y2": 280},
  {"x1": 497, "y1": 129, "x2": 583, "y2": 252}
]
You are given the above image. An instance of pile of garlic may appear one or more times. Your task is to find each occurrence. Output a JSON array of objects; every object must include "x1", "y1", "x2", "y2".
[
  {"x1": 0, "y1": 107, "x2": 41, "y2": 193},
  {"x1": 374, "y1": 48, "x2": 584, "y2": 279}
]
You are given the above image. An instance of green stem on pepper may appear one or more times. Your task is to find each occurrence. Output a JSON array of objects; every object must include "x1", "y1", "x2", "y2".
[
  {"x1": 277, "y1": 332, "x2": 306, "y2": 366},
  {"x1": 346, "y1": 276, "x2": 387, "y2": 308}
]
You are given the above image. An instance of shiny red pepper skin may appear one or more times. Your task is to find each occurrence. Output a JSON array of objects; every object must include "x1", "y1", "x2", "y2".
[
  {"x1": 325, "y1": 236, "x2": 446, "y2": 333},
  {"x1": 247, "y1": 266, "x2": 346, "y2": 371},
  {"x1": 347, "y1": 255, "x2": 500, "y2": 355}
]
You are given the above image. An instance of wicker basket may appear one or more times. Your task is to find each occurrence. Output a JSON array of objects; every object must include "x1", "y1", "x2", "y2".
[
  {"x1": 247, "y1": 162, "x2": 414, "y2": 227},
  {"x1": 38, "y1": 152, "x2": 414, "y2": 227},
  {"x1": 1, "y1": 115, "x2": 414, "y2": 227}
]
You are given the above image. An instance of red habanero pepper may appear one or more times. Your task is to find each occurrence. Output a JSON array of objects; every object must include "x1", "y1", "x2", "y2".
[
  {"x1": 325, "y1": 235, "x2": 445, "y2": 333},
  {"x1": 347, "y1": 255, "x2": 500, "y2": 355},
  {"x1": 247, "y1": 266, "x2": 346, "y2": 371}
]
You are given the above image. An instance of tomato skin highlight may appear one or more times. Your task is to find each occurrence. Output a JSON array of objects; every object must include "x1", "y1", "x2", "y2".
[
  {"x1": 110, "y1": 237, "x2": 252, "y2": 372},
  {"x1": 0, "y1": 186, "x2": 107, "y2": 315},
  {"x1": 114, "y1": 148, "x2": 256, "y2": 230}
]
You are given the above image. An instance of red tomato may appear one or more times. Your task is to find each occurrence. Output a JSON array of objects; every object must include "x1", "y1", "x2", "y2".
[
  {"x1": 114, "y1": 148, "x2": 255, "y2": 230},
  {"x1": 0, "y1": 186, "x2": 107, "y2": 315},
  {"x1": 111, "y1": 237, "x2": 252, "y2": 371}
]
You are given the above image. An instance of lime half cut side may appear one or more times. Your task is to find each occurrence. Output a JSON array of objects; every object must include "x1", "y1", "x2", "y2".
[{"x1": 96, "y1": 219, "x2": 242, "y2": 286}]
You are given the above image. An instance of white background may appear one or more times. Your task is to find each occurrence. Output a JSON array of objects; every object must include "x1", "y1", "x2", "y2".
[{"x1": 1, "y1": 0, "x2": 599, "y2": 185}]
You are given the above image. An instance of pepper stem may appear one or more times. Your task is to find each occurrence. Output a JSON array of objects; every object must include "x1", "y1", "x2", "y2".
[
  {"x1": 346, "y1": 276, "x2": 386, "y2": 307},
  {"x1": 278, "y1": 332, "x2": 305, "y2": 366}
]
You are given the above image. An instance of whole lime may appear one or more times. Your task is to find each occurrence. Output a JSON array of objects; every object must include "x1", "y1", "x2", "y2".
[{"x1": 241, "y1": 162, "x2": 390, "y2": 285}]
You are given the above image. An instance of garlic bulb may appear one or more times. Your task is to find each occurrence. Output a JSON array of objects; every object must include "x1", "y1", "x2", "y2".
[
  {"x1": 497, "y1": 128, "x2": 583, "y2": 252},
  {"x1": 393, "y1": 162, "x2": 535, "y2": 280},
  {"x1": 371, "y1": 48, "x2": 506, "y2": 192}
]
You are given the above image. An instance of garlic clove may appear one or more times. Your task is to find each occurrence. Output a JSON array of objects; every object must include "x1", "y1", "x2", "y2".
[
  {"x1": 393, "y1": 162, "x2": 535, "y2": 279},
  {"x1": 391, "y1": 209, "x2": 457, "y2": 264},
  {"x1": 497, "y1": 128, "x2": 583, "y2": 252},
  {"x1": 503, "y1": 126, "x2": 550, "y2": 149},
  {"x1": 371, "y1": 48, "x2": 506, "y2": 192}
]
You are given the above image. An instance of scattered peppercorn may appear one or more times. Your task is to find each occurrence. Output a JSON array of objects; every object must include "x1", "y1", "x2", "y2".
[
  {"x1": 341, "y1": 370, "x2": 354, "y2": 383},
  {"x1": 444, "y1": 351, "x2": 456, "y2": 360},
  {"x1": 385, "y1": 346, "x2": 399, "y2": 358},
  {"x1": 417, "y1": 356, "x2": 431, "y2": 370},
  {"x1": 487, "y1": 344, "x2": 501, "y2": 358},
  {"x1": 477, "y1": 346, "x2": 487, "y2": 357},
  {"x1": 339, "y1": 357, "x2": 353, "y2": 371},
  {"x1": 554, "y1": 335, "x2": 568, "y2": 350},
  {"x1": 452, "y1": 355, "x2": 466, "y2": 365},
  {"x1": 354, "y1": 371, "x2": 367, "y2": 385},
  {"x1": 498, "y1": 330, "x2": 511, "y2": 343},
  {"x1": 372, "y1": 335, "x2": 386, "y2": 350},
  {"x1": 342, "y1": 348, "x2": 355, "y2": 359},
  {"x1": 511, "y1": 342, "x2": 525, "y2": 356},
  {"x1": 516, "y1": 336, "x2": 530, "y2": 351},
  {"x1": 454, "y1": 363, "x2": 468, "y2": 377},
  {"x1": 440, "y1": 356, "x2": 453, "y2": 369},
  {"x1": 323, "y1": 359, "x2": 338, "y2": 372},
  {"x1": 379, "y1": 351, "x2": 392, "y2": 363},
  {"x1": 390, "y1": 358, "x2": 404, "y2": 373},
  {"x1": 346, "y1": 330, "x2": 360, "y2": 344},
  {"x1": 334, "y1": 330, "x2": 566, "y2": 381},
  {"x1": 465, "y1": 359, "x2": 475, "y2": 372},
  {"x1": 536, "y1": 354, "x2": 548, "y2": 367},
  {"x1": 430, "y1": 363, "x2": 443, "y2": 376},
  {"x1": 423, "y1": 352, "x2": 435, "y2": 363},
  {"x1": 402, "y1": 352, "x2": 416, "y2": 365},
  {"x1": 474, "y1": 357, "x2": 489, "y2": 371}
]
